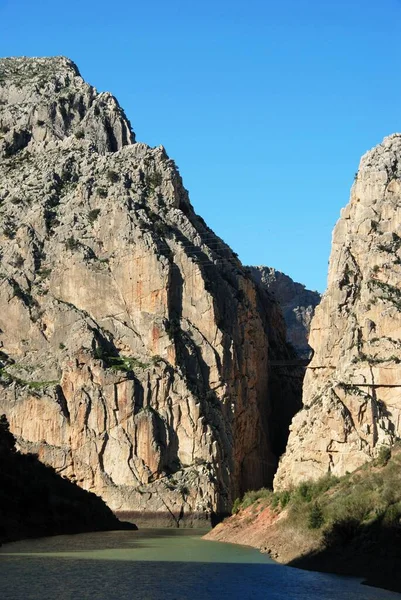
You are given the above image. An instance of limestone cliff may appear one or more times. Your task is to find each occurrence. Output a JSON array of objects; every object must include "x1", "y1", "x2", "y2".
[
  {"x1": 275, "y1": 134, "x2": 401, "y2": 489},
  {"x1": 249, "y1": 267, "x2": 320, "y2": 359},
  {"x1": 0, "y1": 415, "x2": 129, "y2": 543},
  {"x1": 0, "y1": 57, "x2": 296, "y2": 523}
]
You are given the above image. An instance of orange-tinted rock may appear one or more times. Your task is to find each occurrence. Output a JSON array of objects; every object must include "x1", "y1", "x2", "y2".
[{"x1": 0, "y1": 57, "x2": 300, "y2": 522}]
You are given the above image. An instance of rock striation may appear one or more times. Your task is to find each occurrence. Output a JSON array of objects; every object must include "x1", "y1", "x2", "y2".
[
  {"x1": 275, "y1": 134, "x2": 401, "y2": 489},
  {"x1": 249, "y1": 267, "x2": 320, "y2": 359},
  {"x1": 0, "y1": 57, "x2": 298, "y2": 524}
]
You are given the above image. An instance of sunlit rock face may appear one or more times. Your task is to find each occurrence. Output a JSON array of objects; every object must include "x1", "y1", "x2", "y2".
[
  {"x1": 0, "y1": 57, "x2": 298, "y2": 523},
  {"x1": 249, "y1": 267, "x2": 320, "y2": 359},
  {"x1": 275, "y1": 134, "x2": 401, "y2": 490}
]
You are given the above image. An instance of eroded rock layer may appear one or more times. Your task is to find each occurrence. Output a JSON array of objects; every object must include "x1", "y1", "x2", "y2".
[
  {"x1": 275, "y1": 134, "x2": 401, "y2": 490},
  {"x1": 0, "y1": 57, "x2": 295, "y2": 522}
]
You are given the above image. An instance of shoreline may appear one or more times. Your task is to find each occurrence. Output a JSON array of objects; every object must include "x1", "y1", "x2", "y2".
[
  {"x1": 0, "y1": 510, "x2": 214, "y2": 547},
  {"x1": 204, "y1": 504, "x2": 401, "y2": 595}
]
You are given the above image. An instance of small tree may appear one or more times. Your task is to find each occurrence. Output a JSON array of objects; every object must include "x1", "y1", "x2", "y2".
[
  {"x1": 88, "y1": 209, "x2": 101, "y2": 223},
  {"x1": 376, "y1": 445, "x2": 391, "y2": 467},
  {"x1": 308, "y1": 502, "x2": 325, "y2": 529}
]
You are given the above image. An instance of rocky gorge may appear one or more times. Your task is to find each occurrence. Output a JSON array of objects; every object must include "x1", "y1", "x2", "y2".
[
  {"x1": 1, "y1": 56, "x2": 400, "y2": 595},
  {"x1": 206, "y1": 133, "x2": 401, "y2": 593},
  {"x1": 0, "y1": 56, "x2": 302, "y2": 528}
]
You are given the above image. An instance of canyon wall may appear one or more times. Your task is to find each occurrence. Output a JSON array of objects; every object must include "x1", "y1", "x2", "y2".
[
  {"x1": 0, "y1": 57, "x2": 298, "y2": 523},
  {"x1": 250, "y1": 267, "x2": 320, "y2": 359},
  {"x1": 275, "y1": 134, "x2": 401, "y2": 489}
]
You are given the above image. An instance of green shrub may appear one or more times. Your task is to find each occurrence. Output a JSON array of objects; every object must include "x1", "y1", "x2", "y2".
[
  {"x1": 107, "y1": 170, "x2": 119, "y2": 183},
  {"x1": 308, "y1": 503, "x2": 325, "y2": 529},
  {"x1": 37, "y1": 267, "x2": 52, "y2": 279},
  {"x1": 226, "y1": 447, "x2": 401, "y2": 548},
  {"x1": 279, "y1": 490, "x2": 291, "y2": 508},
  {"x1": 12, "y1": 254, "x2": 24, "y2": 268},
  {"x1": 382, "y1": 502, "x2": 401, "y2": 526},
  {"x1": 241, "y1": 488, "x2": 272, "y2": 510},
  {"x1": 3, "y1": 224, "x2": 16, "y2": 239},
  {"x1": 65, "y1": 237, "x2": 79, "y2": 251},
  {"x1": 328, "y1": 490, "x2": 374, "y2": 524},
  {"x1": 232, "y1": 498, "x2": 241, "y2": 514},
  {"x1": 376, "y1": 445, "x2": 391, "y2": 467},
  {"x1": 296, "y1": 482, "x2": 313, "y2": 502},
  {"x1": 165, "y1": 318, "x2": 180, "y2": 340},
  {"x1": 97, "y1": 187, "x2": 107, "y2": 198},
  {"x1": 94, "y1": 346, "x2": 104, "y2": 360},
  {"x1": 88, "y1": 208, "x2": 101, "y2": 223},
  {"x1": 147, "y1": 172, "x2": 163, "y2": 189},
  {"x1": 45, "y1": 211, "x2": 60, "y2": 232},
  {"x1": 75, "y1": 129, "x2": 85, "y2": 139},
  {"x1": 96, "y1": 353, "x2": 150, "y2": 372}
]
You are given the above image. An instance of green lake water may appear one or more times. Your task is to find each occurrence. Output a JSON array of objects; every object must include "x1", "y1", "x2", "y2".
[{"x1": 0, "y1": 529, "x2": 399, "y2": 599}]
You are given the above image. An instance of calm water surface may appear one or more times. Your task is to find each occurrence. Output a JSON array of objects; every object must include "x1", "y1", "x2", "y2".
[{"x1": 0, "y1": 529, "x2": 399, "y2": 600}]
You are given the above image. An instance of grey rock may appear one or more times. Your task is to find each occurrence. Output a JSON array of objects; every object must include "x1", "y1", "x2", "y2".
[
  {"x1": 249, "y1": 267, "x2": 320, "y2": 358},
  {"x1": 0, "y1": 56, "x2": 300, "y2": 523},
  {"x1": 275, "y1": 133, "x2": 401, "y2": 490}
]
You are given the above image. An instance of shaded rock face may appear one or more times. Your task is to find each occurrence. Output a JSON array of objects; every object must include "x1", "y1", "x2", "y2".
[
  {"x1": 275, "y1": 134, "x2": 401, "y2": 490},
  {"x1": 249, "y1": 267, "x2": 320, "y2": 359},
  {"x1": 0, "y1": 415, "x2": 128, "y2": 543},
  {"x1": 0, "y1": 57, "x2": 296, "y2": 523}
]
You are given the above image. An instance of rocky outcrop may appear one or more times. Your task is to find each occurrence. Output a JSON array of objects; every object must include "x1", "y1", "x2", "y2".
[
  {"x1": 275, "y1": 134, "x2": 401, "y2": 490},
  {"x1": 0, "y1": 57, "x2": 298, "y2": 524},
  {"x1": 0, "y1": 57, "x2": 134, "y2": 156},
  {"x1": 250, "y1": 267, "x2": 320, "y2": 358}
]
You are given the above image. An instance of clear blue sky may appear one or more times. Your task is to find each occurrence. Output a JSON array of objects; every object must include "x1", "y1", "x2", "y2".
[{"x1": 1, "y1": 0, "x2": 401, "y2": 292}]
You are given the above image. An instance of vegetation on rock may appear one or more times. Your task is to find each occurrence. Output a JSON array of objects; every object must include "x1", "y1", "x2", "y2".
[{"x1": 227, "y1": 445, "x2": 401, "y2": 592}]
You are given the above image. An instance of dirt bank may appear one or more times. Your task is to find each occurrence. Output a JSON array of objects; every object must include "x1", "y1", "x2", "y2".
[
  {"x1": 204, "y1": 501, "x2": 401, "y2": 594},
  {"x1": 204, "y1": 502, "x2": 318, "y2": 563}
]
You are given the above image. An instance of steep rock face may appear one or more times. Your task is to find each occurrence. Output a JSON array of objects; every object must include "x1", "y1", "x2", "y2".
[
  {"x1": 250, "y1": 267, "x2": 320, "y2": 358},
  {"x1": 0, "y1": 415, "x2": 129, "y2": 543},
  {"x1": 0, "y1": 57, "x2": 295, "y2": 522},
  {"x1": 275, "y1": 134, "x2": 401, "y2": 489}
]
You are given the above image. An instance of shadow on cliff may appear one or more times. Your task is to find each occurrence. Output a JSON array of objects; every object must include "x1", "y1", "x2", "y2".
[
  {"x1": 164, "y1": 223, "x2": 304, "y2": 499},
  {"x1": 288, "y1": 518, "x2": 401, "y2": 594},
  {"x1": 254, "y1": 284, "x2": 304, "y2": 460},
  {"x1": 0, "y1": 415, "x2": 135, "y2": 545}
]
